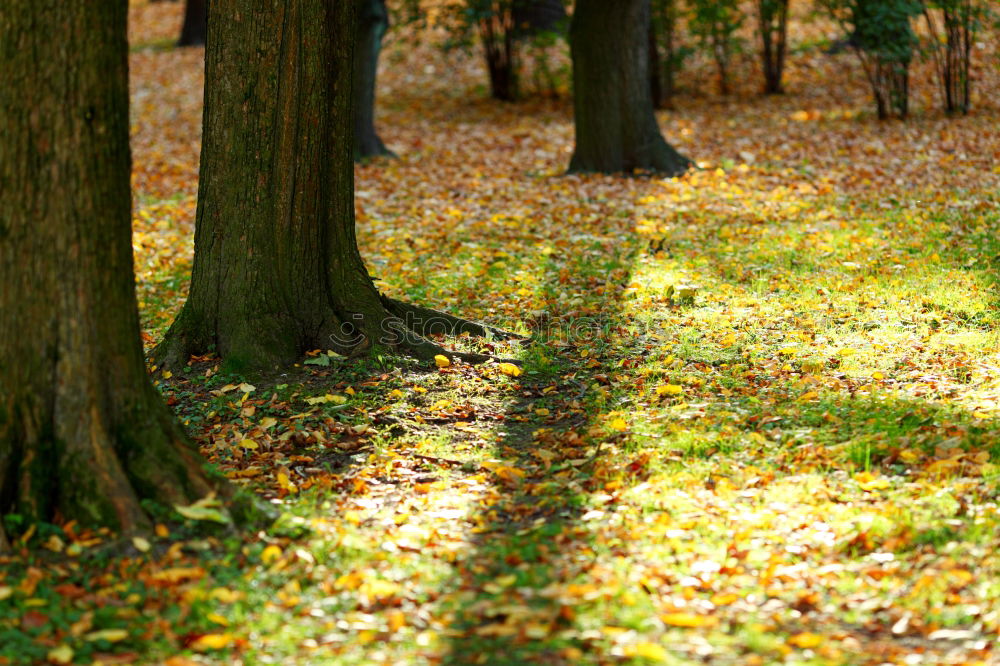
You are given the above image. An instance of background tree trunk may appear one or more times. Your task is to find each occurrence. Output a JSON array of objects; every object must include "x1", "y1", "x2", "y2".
[
  {"x1": 177, "y1": 0, "x2": 207, "y2": 47},
  {"x1": 758, "y1": 0, "x2": 790, "y2": 94},
  {"x1": 354, "y1": 0, "x2": 394, "y2": 160},
  {"x1": 0, "y1": 1, "x2": 217, "y2": 549},
  {"x1": 480, "y1": 9, "x2": 519, "y2": 102},
  {"x1": 568, "y1": 0, "x2": 691, "y2": 175},
  {"x1": 158, "y1": 0, "x2": 501, "y2": 373}
]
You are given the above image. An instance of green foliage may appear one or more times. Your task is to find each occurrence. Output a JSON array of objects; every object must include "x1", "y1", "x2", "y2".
[
  {"x1": 820, "y1": 0, "x2": 923, "y2": 118},
  {"x1": 687, "y1": 0, "x2": 745, "y2": 95},
  {"x1": 650, "y1": 0, "x2": 694, "y2": 107}
]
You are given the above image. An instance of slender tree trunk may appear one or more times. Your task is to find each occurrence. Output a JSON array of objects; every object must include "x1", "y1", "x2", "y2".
[
  {"x1": 177, "y1": 0, "x2": 208, "y2": 47},
  {"x1": 354, "y1": 0, "x2": 394, "y2": 160},
  {"x1": 0, "y1": 1, "x2": 218, "y2": 550},
  {"x1": 758, "y1": 0, "x2": 789, "y2": 94},
  {"x1": 568, "y1": 0, "x2": 691, "y2": 175},
  {"x1": 481, "y1": 11, "x2": 519, "y2": 102},
  {"x1": 651, "y1": 0, "x2": 681, "y2": 110},
  {"x1": 158, "y1": 0, "x2": 508, "y2": 373}
]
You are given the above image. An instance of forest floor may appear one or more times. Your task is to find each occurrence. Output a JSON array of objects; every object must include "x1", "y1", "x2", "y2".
[{"x1": 2, "y1": 2, "x2": 1000, "y2": 665}]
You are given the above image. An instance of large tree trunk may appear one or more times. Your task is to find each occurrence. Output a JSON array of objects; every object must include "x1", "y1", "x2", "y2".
[
  {"x1": 354, "y1": 0, "x2": 393, "y2": 160},
  {"x1": 568, "y1": 0, "x2": 691, "y2": 175},
  {"x1": 158, "y1": 0, "x2": 509, "y2": 374},
  {"x1": 177, "y1": 0, "x2": 208, "y2": 47},
  {"x1": 0, "y1": 1, "x2": 218, "y2": 550}
]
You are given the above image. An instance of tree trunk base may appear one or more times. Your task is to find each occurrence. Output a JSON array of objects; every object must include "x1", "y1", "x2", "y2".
[
  {"x1": 155, "y1": 293, "x2": 524, "y2": 373},
  {"x1": 0, "y1": 384, "x2": 232, "y2": 553}
]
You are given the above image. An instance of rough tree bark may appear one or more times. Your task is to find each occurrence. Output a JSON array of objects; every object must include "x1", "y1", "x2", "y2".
[
  {"x1": 0, "y1": 1, "x2": 219, "y2": 550},
  {"x1": 177, "y1": 0, "x2": 208, "y2": 47},
  {"x1": 157, "y1": 0, "x2": 512, "y2": 374},
  {"x1": 568, "y1": 0, "x2": 691, "y2": 175},
  {"x1": 354, "y1": 0, "x2": 393, "y2": 160}
]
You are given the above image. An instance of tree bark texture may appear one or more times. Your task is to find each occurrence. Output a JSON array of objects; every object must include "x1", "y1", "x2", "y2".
[
  {"x1": 0, "y1": 1, "x2": 216, "y2": 550},
  {"x1": 158, "y1": 0, "x2": 503, "y2": 373},
  {"x1": 178, "y1": 0, "x2": 208, "y2": 47},
  {"x1": 568, "y1": 0, "x2": 691, "y2": 175},
  {"x1": 354, "y1": 0, "x2": 393, "y2": 160}
]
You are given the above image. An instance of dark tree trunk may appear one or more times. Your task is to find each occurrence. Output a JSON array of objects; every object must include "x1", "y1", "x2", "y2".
[
  {"x1": 0, "y1": 1, "x2": 218, "y2": 550},
  {"x1": 850, "y1": 0, "x2": 917, "y2": 119},
  {"x1": 650, "y1": 0, "x2": 682, "y2": 110},
  {"x1": 758, "y1": 0, "x2": 789, "y2": 94},
  {"x1": 568, "y1": 0, "x2": 691, "y2": 175},
  {"x1": 177, "y1": 0, "x2": 208, "y2": 47},
  {"x1": 512, "y1": 0, "x2": 568, "y2": 38},
  {"x1": 354, "y1": 0, "x2": 393, "y2": 160},
  {"x1": 924, "y1": 4, "x2": 973, "y2": 114},
  {"x1": 648, "y1": 18, "x2": 663, "y2": 109},
  {"x1": 158, "y1": 0, "x2": 508, "y2": 373},
  {"x1": 480, "y1": 8, "x2": 519, "y2": 102}
]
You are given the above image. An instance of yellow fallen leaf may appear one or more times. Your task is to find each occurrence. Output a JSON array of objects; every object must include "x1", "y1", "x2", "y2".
[
  {"x1": 304, "y1": 393, "x2": 347, "y2": 405},
  {"x1": 434, "y1": 354, "x2": 451, "y2": 368},
  {"x1": 360, "y1": 579, "x2": 400, "y2": 603},
  {"x1": 535, "y1": 408, "x2": 550, "y2": 416},
  {"x1": 84, "y1": 628, "x2": 128, "y2": 643},
  {"x1": 210, "y1": 587, "x2": 242, "y2": 603},
  {"x1": 174, "y1": 494, "x2": 229, "y2": 524},
  {"x1": 871, "y1": 371, "x2": 884, "y2": 380},
  {"x1": 260, "y1": 416, "x2": 277, "y2": 429},
  {"x1": 854, "y1": 471, "x2": 890, "y2": 491},
  {"x1": 623, "y1": 642, "x2": 669, "y2": 661},
  {"x1": 206, "y1": 612, "x2": 229, "y2": 626},
  {"x1": 261, "y1": 545, "x2": 283, "y2": 565},
  {"x1": 189, "y1": 633, "x2": 235, "y2": 651},
  {"x1": 0, "y1": 587, "x2": 13, "y2": 601},
  {"x1": 277, "y1": 471, "x2": 298, "y2": 494},
  {"x1": 387, "y1": 609, "x2": 406, "y2": 632},
  {"x1": 132, "y1": 536, "x2": 151, "y2": 553},
  {"x1": 719, "y1": 333, "x2": 737, "y2": 347},
  {"x1": 149, "y1": 567, "x2": 207, "y2": 584},
  {"x1": 498, "y1": 362, "x2": 522, "y2": 377},
  {"x1": 609, "y1": 417, "x2": 628, "y2": 431},
  {"x1": 493, "y1": 465, "x2": 526, "y2": 483},
  {"x1": 656, "y1": 384, "x2": 683, "y2": 397},
  {"x1": 788, "y1": 632, "x2": 824, "y2": 648},
  {"x1": 239, "y1": 438, "x2": 258, "y2": 450},
  {"x1": 660, "y1": 612, "x2": 718, "y2": 628},
  {"x1": 46, "y1": 645, "x2": 74, "y2": 664},
  {"x1": 710, "y1": 592, "x2": 740, "y2": 606}
]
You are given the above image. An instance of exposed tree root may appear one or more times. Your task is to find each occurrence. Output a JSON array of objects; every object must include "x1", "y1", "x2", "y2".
[
  {"x1": 359, "y1": 304, "x2": 521, "y2": 366},
  {"x1": 381, "y1": 297, "x2": 526, "y2": 342},
  {"x1": 156, "y1": 292, "x2": 526, "y2": 373}
]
